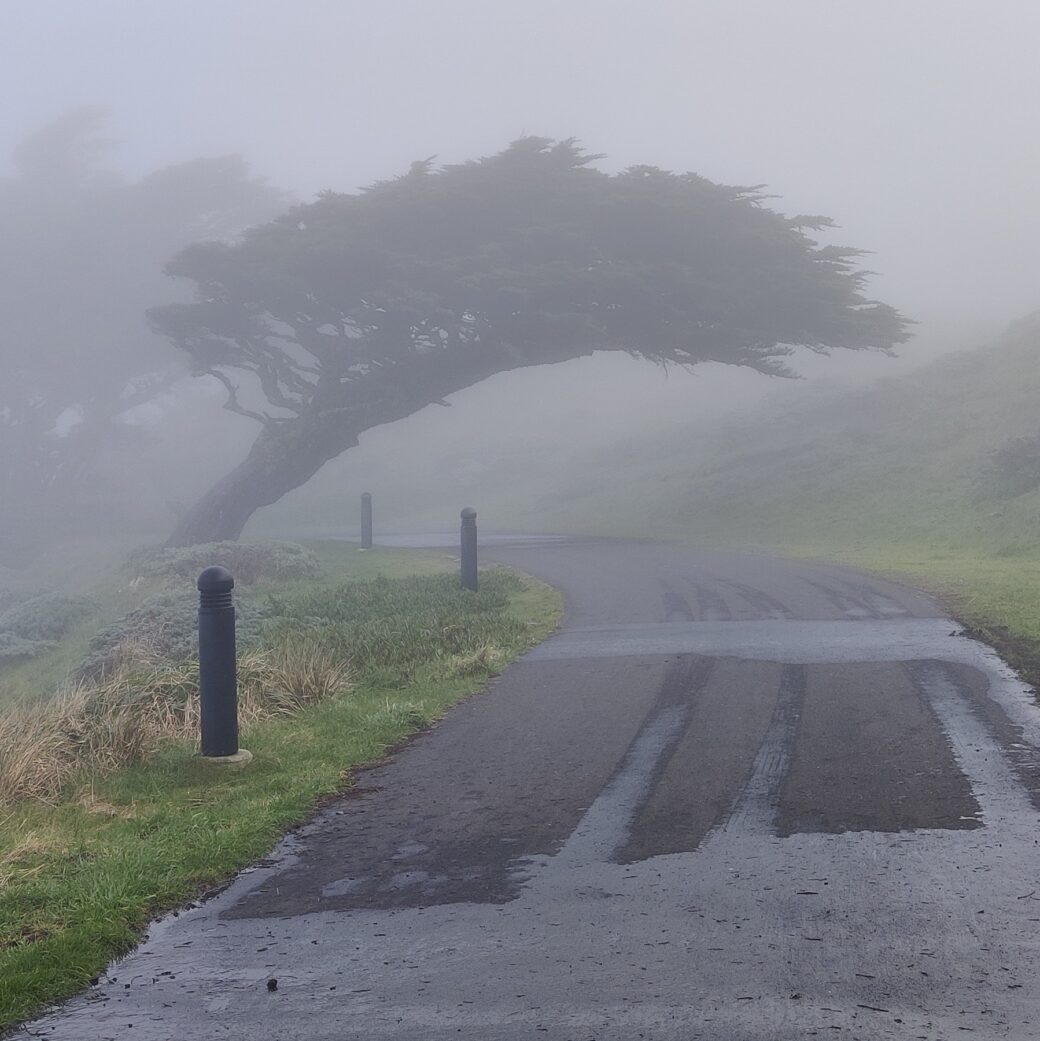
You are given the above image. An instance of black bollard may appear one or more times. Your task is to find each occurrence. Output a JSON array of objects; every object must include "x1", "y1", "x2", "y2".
[
  {"x1": 460, "y1": 507, "x2": 478, "y2": 591},
  {"x1": 197, "y1": 566, "x2": 239, "y2": 758},
  {"x1": 361, "y1": 491, "x2": 373, "y2": 549}
]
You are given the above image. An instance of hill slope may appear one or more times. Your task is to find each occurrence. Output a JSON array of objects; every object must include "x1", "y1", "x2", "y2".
[{"x1": 534, "y1": 312, "x2": 1040, "y2": 559}]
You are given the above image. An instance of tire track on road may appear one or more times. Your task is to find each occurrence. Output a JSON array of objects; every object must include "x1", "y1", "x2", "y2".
[
  {"x1": 553, "y1": 656, "x2": 714, "y2": 869},
  {"x1": 717, "y1": 664, "x2": 806, "y2": 836}
]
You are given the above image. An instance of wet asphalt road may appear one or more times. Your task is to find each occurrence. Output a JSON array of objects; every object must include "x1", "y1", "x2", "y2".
[{"x1": 15, "y1": 537, "x2": 1040, "y2": 1040}]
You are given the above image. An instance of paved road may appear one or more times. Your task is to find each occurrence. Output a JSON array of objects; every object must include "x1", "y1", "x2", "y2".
[{"x1": 16, "y1": 538, "x2": 1040, "y2": 1040}]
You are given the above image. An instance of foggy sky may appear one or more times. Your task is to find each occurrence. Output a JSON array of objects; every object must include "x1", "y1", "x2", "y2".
[{"x1": 4, "y1": 0, "x2": 1039, "y2": 343}]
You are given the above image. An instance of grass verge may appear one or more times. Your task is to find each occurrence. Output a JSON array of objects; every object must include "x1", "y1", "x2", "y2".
[{"x1": 0, "y1": 543, "x2": 561, "y2": 1028}]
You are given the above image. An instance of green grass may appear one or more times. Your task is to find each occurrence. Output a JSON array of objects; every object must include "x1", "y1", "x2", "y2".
[
  {"x1": 0, "y1": 542, "x2": 454, "y2": 709},
  {"x1": 0, "y1": 543, "x2": 562, "y2": 1028}
]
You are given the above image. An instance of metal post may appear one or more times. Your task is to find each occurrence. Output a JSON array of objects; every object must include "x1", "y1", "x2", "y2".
[
  {"x1": 361, "y1": 491, "x2": 373, "y2": 549},
  {"x1": 460, "y1": 507, "x2": 478, "y2": 591},
  {"x1": 197, "y1": 565, "x2": 239, "y2": 758}
]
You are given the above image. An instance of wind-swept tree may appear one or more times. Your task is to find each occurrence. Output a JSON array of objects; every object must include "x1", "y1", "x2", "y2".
[{"x1": 153, "y1": 137, "x2": 909, "y2": 546}]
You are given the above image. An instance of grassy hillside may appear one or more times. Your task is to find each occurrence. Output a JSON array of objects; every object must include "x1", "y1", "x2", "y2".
[{"x1": 537, "y1": 312, "x2": 1040, "y2": 557}]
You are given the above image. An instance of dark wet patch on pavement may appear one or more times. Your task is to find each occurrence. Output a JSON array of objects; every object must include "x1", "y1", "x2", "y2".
[
  {"x1": 910, "y1": 659, "x2": 1040, "y2": 814},
  {"x1": 617, "y1": 658, "x2": 781, "y2": 861},
  {"x1": 224, "y1": 656, "x2": 673, "y2": 918},
  {"x1": 777, "y1": 661, "x2": 981, "y2": 835}
]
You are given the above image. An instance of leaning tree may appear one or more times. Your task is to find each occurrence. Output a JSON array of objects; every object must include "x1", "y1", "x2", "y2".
[{"x1": 152, "y1": 137, "x2": 909, "y2": 546}]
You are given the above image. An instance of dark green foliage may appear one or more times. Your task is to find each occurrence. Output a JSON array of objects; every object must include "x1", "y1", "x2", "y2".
[
  {"x1": 157, "y1": 139, "x2": 907, "y2": 385},
  {"x1": 153, "y1": 137, "x2": 910, "y2": 545}
]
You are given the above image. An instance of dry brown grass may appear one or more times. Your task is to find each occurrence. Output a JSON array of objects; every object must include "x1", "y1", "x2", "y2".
[
  {"x1": 435, "y1": 642, "x2": 507, "y2": 678},
  {"x1": 0, "y1": 640, "x2": 350, "y2": 804},
  {"x1": 0, "y1": 830, "x2": 69, "y2": 888}
]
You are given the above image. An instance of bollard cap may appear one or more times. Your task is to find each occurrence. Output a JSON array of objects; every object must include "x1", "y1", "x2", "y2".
[
  {"x1": 197, "y1": 565, "x2": 234, "y2": 593},
  {"x1": 461, "y1": 507, "x2": 477, "y2": 519}
]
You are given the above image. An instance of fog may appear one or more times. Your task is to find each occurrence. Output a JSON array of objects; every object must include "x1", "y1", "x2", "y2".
[{"x1": 2, "y1": 0, "x2": 1039, "y2": 557}]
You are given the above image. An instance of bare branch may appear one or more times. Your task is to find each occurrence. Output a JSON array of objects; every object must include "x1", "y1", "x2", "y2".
[{"x1": 207, "y1": 368, "x2": 271, "y2": 425}]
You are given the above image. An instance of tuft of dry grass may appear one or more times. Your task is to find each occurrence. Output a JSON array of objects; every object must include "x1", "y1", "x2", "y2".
[
  {"x1": 1, "y1": 834, "x2": 58, "y2": 869},
  {"x1": 435, "y1": 642, "x2": 507, "y2": 678},
  {"x1": 0, "y1": 640, "x2": 350, "y2": 804},
  {"x1": 259, "y1": 639, "x2": 351, "y2": 715},
  {"x1": 0, "y1": 830, "x2": 73, "y2": 889}
]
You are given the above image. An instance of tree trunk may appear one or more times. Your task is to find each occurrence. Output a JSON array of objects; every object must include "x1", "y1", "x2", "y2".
[
  {"x1": 166, "y1": 346, "x2": 591, "y2": 547},
  {"x1": 165, "y1": 415, "x2": 360, "y2": 547}
]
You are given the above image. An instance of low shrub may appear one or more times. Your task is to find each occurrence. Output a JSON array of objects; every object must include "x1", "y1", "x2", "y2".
[
  {"x1": 0, "y1": 594, "x2": 97, "y2": 665},
  {"x1": 126, "y1": 541, "x2": 323, "y2": 585},
  {"x1": 78, "y1": 591, "x2": 270, "y2": 680},
  {"x1": 0, "y1": 581, "x2": 30, "y2": 613},
  {"x1": 0, "y1": 632, "x2": 48, "y2": 665},
  {"x1": 0, "y1": 594, "x2": 96, "y2": 643}
]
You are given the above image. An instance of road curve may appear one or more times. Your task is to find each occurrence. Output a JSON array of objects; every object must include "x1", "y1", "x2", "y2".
[{"x1": 15, "y1": 537, "x2": 1040, "y2": 1040}]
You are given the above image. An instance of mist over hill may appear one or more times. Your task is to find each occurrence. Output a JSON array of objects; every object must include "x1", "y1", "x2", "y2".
[
  {"x1": 258, "y1": 312, "x2": 1040, "y2": 558},
  {"x1": 521, "y1": 312, "x2": 1040, "y2": 557}
]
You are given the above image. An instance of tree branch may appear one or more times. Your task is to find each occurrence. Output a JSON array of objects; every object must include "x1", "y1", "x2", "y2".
[{"x1": 208, "y1": 368, "x2": 271, "y2": 425}]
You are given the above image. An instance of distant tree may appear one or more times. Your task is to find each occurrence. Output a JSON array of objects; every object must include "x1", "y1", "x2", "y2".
[
  {"x1": 0, "y1": 109, "x2": 287, "y2": 553},
  {"x1": 152, "y1": 137, "x2": 910, "y2": 546}
]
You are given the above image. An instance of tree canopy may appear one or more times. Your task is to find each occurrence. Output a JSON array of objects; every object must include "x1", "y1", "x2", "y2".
[
  {"x1": 0, "y1": 109, "x2": 287, "y2": 556},
  {"x1": 153, "y1": 137, "x2": 910, "y2": 546}
]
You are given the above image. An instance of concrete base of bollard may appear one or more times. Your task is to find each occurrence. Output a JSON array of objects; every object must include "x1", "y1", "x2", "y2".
[{"x1": 198, "y1": 749, "x2": 253, "y2": 768}]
